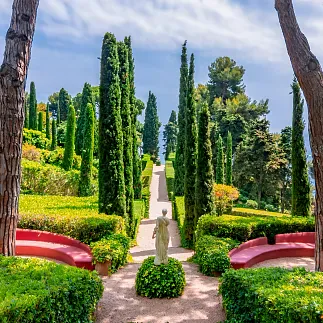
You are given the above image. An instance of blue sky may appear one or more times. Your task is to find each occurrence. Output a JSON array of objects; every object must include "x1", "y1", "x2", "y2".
[{"x1": 1, "y1": 0, "x2": 322, "y2": 152}]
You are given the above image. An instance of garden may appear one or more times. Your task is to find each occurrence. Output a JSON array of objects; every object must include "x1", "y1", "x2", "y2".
[{"x1": 1, "y1": 0, "x2": 323, "y2": 322}]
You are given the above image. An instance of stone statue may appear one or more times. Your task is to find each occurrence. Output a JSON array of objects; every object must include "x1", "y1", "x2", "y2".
[{"x1": 152, "y1": 209, "x2": 170, "y2": 265}]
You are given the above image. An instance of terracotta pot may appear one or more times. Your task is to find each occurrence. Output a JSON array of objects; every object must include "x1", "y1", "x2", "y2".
[{"x1": 95, "y1": 261, "x2": 112, "y2": 276}]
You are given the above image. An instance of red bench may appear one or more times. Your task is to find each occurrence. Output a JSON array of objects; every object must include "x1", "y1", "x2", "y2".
[
  {"x1": 16, "y1": 229, "x2": 94, "y2": 270},
  {"x1": 229, "y1": 232, "x2": 315, "y2": 269}
]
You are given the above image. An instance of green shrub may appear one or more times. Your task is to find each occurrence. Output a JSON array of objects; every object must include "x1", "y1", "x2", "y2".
[
  {"x1": 195, "y1": 236, "x2": 239, "y2": 275},
  {"x1": 196, "y1": 214, "x2": 314, "y2": 244},
  {"x1": 165, "y1": 160, "x2": 174, "y2": 200},
  {"x1": 23, "y1": 129, "x2": 50, "y2": 149},
  {"x1": 265, "y1": 204, "x2": 278, "y2": 212},
  {"x1": 91, "y1": 233, "x2": 130, "y2": 273},
  {"x1": 142, "y1": 159, "x2": 153, "y2": 218},
  {"x1": 19, "y1": 195, "x2": 125, "y2": 245},
  {"x1": 246, "y1": 199, "x2": 258, "y2": 209},
  {"x1": 0, "y1": 256, "x2": 103, "y2": 323},
  {"x1": 135, "y1": 257, "x2": 186, "y2": 298},
  {"x1": 155, "y1": 159, "x2": 161, "y2": 166},
  {"x1": 173, "y1": 196, "x2": 186, "y2": 246},
  {"x1": 220, "y1": 267, "x2": 323, "y2": 323},
  {"x1": 21, "y1": 159, "x2": 83, "y2": 196}
]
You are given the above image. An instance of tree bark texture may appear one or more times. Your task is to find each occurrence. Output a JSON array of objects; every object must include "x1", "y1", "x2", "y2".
[
  {"x1": 0, "y1": 0, "x2": 39, "y2": 255},
  {"x1": 275, "y1": 0, "x2": 323, "y2": 271}
]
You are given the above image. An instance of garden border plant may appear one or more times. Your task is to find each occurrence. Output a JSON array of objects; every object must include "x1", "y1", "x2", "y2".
[{"x1": 0, "y1": 256, "x2": 103, "y2": 323}]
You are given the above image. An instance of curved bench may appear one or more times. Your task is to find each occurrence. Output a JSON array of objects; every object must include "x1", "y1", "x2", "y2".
[
  {"x1": 229, "y1": 232, "x2": 315, "y2": 269},
  {"x1": 16, "y1": 229, "x2": 94, "y2": 270}
]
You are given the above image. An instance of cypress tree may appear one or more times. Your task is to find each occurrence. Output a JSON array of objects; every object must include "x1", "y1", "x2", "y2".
[
  {"x1": 163, "y1": 110, "x2": 177, "y2": 160},
  {"x1": 99, "y1": 32, "x2": 126, "y2": 218},
  {"x1": 216, "y1": 135, "x2": 224, "y2": 184},
  {"x1": 142, "y1": 91, "x2": 160, "y2": 160},
  {"x1": 59, "y1": 88, "x2": 70, "y2": 122},
  {"x1": 226, "y1": 131, "x2": 233, "y2": 185},
  {"x1": 46, "y1": 103, "x2": 51, "y2": 139},
  {"x1": 29, "y1": 82, "x2": 37, "y2": 130},
  {"x1": 195, "y1": 103, "x2": 214, "y2": 228},
  {"x1": 184, "y1": 53, "x2": 198, "y2": 248},
  {"x1": 118, "y1": 41, "x2": 134, "y2": 234},
  {"x1": 125, "y1": 36, "x2": 142, "y2": 200},
  {"x1": 51, "y1": 119, "x2": 57, "y2": 150},
  {"x1": 63, "y1": 105, "x2": 76, "y2": 171},
  {"x1": 174, "y1": 41, "x2": 188, "y2": 196},
  {"x1": 38, "y1": 112, "x2": 43, "y2": 132},
  {"x1": 291, "y1": 78, "x2": 311, "y2": 216},
  {"x1": 79, "y1": 103, "x2": 95, "y2": 197},
  {"x1": 57, "y1": 99, "x2": 60, "y2": 124},
  {"x1": 24, "y1": 93, "x2": 29, "y2": 128},
  {"x1": 75, "y1": 83, "x2": 93, "y2": 155}
]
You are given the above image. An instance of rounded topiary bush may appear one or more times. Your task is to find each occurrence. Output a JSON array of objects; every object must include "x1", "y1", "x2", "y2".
[{"x1": 135, "y1": 256, "x2": 186, "y2": 298}]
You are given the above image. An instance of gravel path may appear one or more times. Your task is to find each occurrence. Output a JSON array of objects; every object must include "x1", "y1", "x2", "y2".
[
  {"x1": 97, "y1": 165, "x2": 225, "y2": 323},
  {"x1": 251, "y1": 257, "x2": 315, "y2": 271}
]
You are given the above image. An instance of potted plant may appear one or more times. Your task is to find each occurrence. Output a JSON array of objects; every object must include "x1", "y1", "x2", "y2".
[{"x1": 91, "y1": 240, "x2": 113, "y2": 276}]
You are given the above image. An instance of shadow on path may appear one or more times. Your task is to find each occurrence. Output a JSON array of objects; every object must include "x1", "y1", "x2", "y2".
[{"x1": 96, "y1": 262, "x2": 226, "y2": 323}]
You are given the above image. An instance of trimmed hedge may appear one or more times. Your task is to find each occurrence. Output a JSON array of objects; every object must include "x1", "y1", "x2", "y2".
[
  {"x1": 232, "y1": 207, "x2": 288, "y2": 218},
  {"x1": 0, "y1": 256, "x2": 103, "y2": 323},
  {"x1": 196, "y1": 214, "x2": 314, "y2": 244},
  {"x1": 195, "y1": 236, "x2": 239, "y2": 275},
  {"x1": 133, "y1": 199, "x2": 146, "y2": 239},
  {"x1": 135, "y1": 257, "x2": 186, "y2": 298},
  {"x1": 23, "y1": 129, "x2": 50, "y2": 150},
  {"x1": 19, "y1": 195, "x2": 125, "y2": 245},
  {"x1": 165, "y1": 160, "x2": 174, "y2": 200},
  {"x1": 168, "y1": 152, "x2": 175, "y2": 162},
  {"x1": 91, "y1": 233, "x2": 130, "y2": 273},
  {"x1": 142, "y1": 159, "x2": 153, "y2": 218},
  {"x1": 173, "y1": 196, "x2": 188, "y2": 247},
  {"x1": 220, "y1": 267, "x2": 323, "y2": 323}
]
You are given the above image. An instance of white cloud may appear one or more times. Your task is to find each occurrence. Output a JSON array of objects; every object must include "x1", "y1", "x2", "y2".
[{"x1": 35, "y1": 0, "x2": 284, "y2": 62}]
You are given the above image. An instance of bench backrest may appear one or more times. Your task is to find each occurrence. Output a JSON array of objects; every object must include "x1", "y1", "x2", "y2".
[{"x1": 275, "y1": 232, "x2": 315, "y2": 244}]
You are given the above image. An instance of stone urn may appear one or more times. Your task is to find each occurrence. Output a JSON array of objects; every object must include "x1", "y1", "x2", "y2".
[{"x1": 95, "y1": 261, "x2": 112, "y2": 276}]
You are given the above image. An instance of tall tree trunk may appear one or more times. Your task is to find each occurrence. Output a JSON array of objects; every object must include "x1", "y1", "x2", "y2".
[
  {"x1": 0, "y1": 0, "x2": 39, "y2": 256},
  {"x1": 275, "y1": 0, "x2": 323, "y2": 271}
]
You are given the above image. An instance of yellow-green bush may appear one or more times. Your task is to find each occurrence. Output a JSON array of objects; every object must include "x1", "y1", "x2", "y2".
[
  {"x1": 19, "y1": 195, "x2": 125, "y2": 244},
  {"x1": 220, "y1": 267, "x2": 323, "y2": 322},
  {"x1": 0, "y1": 256, "x2": 103, "y2": 323},
  {"x1": 232, "y1": 207, "x2": 288, "y2": 218},
  {"x1": 165, "y1": 160, "x2": 174, "y2": 200},
  {"x1": 23, "y1": 129, "x2": 50, "y2": 149},
  {"x1": 21, "y1": 159, "x2": 84, "y2": 196},
  {"x1": 173, "y1": 196, "x2": 187, "y2": 246}
]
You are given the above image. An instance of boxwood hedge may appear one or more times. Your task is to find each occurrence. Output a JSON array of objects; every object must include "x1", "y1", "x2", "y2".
[
  {"x1": 195, "y1": 236, "x2": 239, "y2": 275},
  {"x1": 220, "y1": 267, "x2": 323, "y2": 323},
  {"x1": 0, "y1": 256, "x2": 103, "y2": 323},
  {"x1": 196, "y1": 214, "x2": 314, "y2": 244},
  {"x1": 19, "y1": 195, "x2": 125, "y2": 245}
]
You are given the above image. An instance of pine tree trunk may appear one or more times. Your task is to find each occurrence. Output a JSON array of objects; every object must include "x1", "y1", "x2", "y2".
[
  {"x1": 0, "y1": 0, "x2": 39, "y2": 256},
  {"x1": 276, "y1": 0, "x2": 323, "y2": 271}
]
